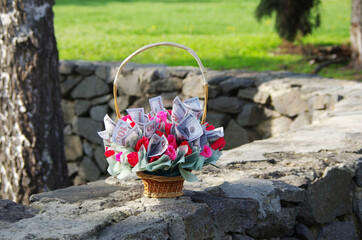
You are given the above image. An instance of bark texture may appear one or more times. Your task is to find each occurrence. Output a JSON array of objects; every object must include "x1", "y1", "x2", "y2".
[
  {"x1": 0, "y1": 0, "x2": 68, "y2": 204},
  {"x1": 351, "y1": 0, "x2": 362, "y2": 69}
]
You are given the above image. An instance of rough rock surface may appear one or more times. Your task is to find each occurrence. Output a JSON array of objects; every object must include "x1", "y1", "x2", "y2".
[
  {"x1": 0, "y1": 62, "x2": 362, "y2": 240},
  {"x1": 1, "y1": 74, "x2": 361, "y2": 239}
]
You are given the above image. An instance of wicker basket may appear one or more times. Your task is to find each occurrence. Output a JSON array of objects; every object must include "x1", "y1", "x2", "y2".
[
  {"x1": 136, "y1": 172, "x2": 185, "y2": 198},
  {"x1": 113, "y1": 42, "x2": 208, "y2": 198}
]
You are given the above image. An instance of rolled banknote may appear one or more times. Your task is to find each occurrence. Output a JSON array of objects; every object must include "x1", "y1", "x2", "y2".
[
  {"x1": 104, "y1": 114, "x2": 116, "y2": 135},
  {"x1": 184, "y1": 97, "x2": 203, "y2": 120},
  {"x1": 205, "y1": 127, "x2": 224, "y2": 142},
  {"x1": 149, "y1": 96, "x2": 165, "y2": 114},
  {"x1": 147, "y1": 134, "x2": 169, "y2": 158},
  {"x1": 143, "y1": 116, "x2": 159, "y2": 138},
  {"x1": 126, "y1": 108, "x2": 145, "y2": 123},
  {"x1": 176, "y1": 114, "x2": 203, "y2": 142},
  {"x1": 112, "y1": 119, "x2": 132, "y2": 145},
  {"x1": 171, "y1": 96, "x2": 186, "y2": 124}
]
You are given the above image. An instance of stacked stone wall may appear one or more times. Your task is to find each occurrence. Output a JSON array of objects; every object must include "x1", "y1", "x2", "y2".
[{"x1": 59, "y1": 60, "x2": 340, "y2": 185}]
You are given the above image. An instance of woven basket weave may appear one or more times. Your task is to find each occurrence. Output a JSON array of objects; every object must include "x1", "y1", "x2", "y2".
[
  {"x1": 136, "y1": 172, "x2": 185, "y2": 198},
  {"x1": 113, "y1": 42, "x2": 208, "y2": 198}
]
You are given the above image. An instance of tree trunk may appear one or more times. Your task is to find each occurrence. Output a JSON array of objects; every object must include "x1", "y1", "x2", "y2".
[
  {"x1": 0, "y1": 0, "x2": 68, "y2": 204},
  {"x1": 351, "y1": 0, "x2": 362, "y2": 69}
]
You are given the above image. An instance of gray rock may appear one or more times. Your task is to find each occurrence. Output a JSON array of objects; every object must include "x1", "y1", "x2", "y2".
[
  {"x1": 151, "y1": 199, "x2": 216, "y2": 240},
  {"x1": 64, "y1": 135, "x2": 83, "y2": 161},
  {"x1": 256, "y1": 116, "x2": 292, "y2": 138},
  {"x1": 59, "y1": 61, "x2": 75, "y2": 75},
  {"x1": 63, "y1": 125, "x2": 72, "y2": 135},
  {"x1": 208, "y1": 96, "x2": 246, "y2": 113},
  {"x1": 129, "y1": 97, "x2": 152, "y2": 113},
  {"x1": 67, "y1": 162, "x2": 78, "y2": 176},
  {"x1": 309, "y1": 94, "x2": 329, "y2": 110},
  {"x1": 95, "y1": 65, "x2": 108, "y2": 80},
  {"x1": 97, "y1": 216, "x2": 169, "y2": 240},
  {"x1": 356, "y1": 160, "x2": 362, "y2": 187},
  {"x1": 296, "y1": 224, "x2": 317, "y2": 240},
  {"x1": 29, "y1": 180, "x2": 131, "y2": 203},
  {"x1": 117, "y1": 72, "x2": 142, "y2": 96},
  {"x1": 224, "y1": 120, "x2": 250, "y2": 149},
  {"x1": 272, "y1": 89, "x2": 309, "y2": 117},
  {"x1": 160, "y1": 91, "x2": 179, "y2": 109},
  {"x1": 247, "y1": 207, "x2": 298, "y2": 238},
  {"x1": 71, "y1": 76, "x2": 110, "y2": 99},
  {"x1": 72, "y1": 117, "x2": 103, "y2": 144},
  {"x1": 0, "y1": 200, "x2": 35, "y2": 223},
  {"x1": 245, "y1": 127, "x2": 262, "y2": 142},
  {"x1": 219, "y1": 77, "x2": 255, "y2": 93},
  {"x1": 60, "y1": 76, "x2": 82, "y2": 96},
  {"x1": 208, "y1": 85, "x2": 221, "y2": 98},
  {"x1": 231, "y1": 234, "x2": 255, "y2": 240},
  {"x1": 182, "y1": 74, "x2": 204, "y2": 98},
  {"x1": 78, "y1": 157, "x2": 101, "y2": 182},
  {"x1": 59, "y1": 75, "x2": 66, "y2": 82},
  {"x1": 61, "y1": 100, "x2": 75, "y2": 125},
  {"x1": 74, "y1": 99, "x2": 91, "y2": 116},
  {"x1": 75, "y1": 61, "x2": 96, "y2": 75},
  {"x1": 301, "y1": 167, "x2": 353, "y2": 224},
  {"x1": 273, "y1": 181, "x2": 305, "y2": 202},
  {"x1": 317, "y1": 222, "x2": 358, "y2": 240},
  {"x1": 188, "y1": 192, "x2": 258, "y2": 233},
  {"x1": 147, "y1": 77, "x2": 182, "y2": 94},
  {"x1": 237, "y1": 87, "x2": 258, "y2": 100},
  {"x1": 290, "y1": 112, "x2": 312, "y2": 129},
  {"x1": 90, "y1": 104, "x2": 109, "y2": 122},
  {"x1": 207, "y1": 72, "x2": 230, "y2": 85},
  {"x1": 169, "y1": 69, "x2": 189, "y2": 78},
  {"x1": 108, "y1": 95, "x2": 129, "y2": 113},
  {"x1": 82, "y1": 141, "x2": 93, "y2": 157},
  {"x1": 205, "y1": 111, "x2": 230, "y2": 128},
  {"x1": 94, "y1": 146, "x2": 108, "y2": 173},
  {"x1": 236, "y1": 103, "x2": 269, "y2": 127},
  {"x1": 91, "y1": 95, "x2": 111, "y2": 105}
]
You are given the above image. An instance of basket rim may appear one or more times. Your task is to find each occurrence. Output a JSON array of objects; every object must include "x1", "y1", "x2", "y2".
[{"x1": 136, "y1": 171, "x2": 184, "y2": 182}]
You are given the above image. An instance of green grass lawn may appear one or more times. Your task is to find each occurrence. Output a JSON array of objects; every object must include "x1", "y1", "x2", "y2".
[{"x1": 54, "y1": 0, "x2": 357, "y2": 80}]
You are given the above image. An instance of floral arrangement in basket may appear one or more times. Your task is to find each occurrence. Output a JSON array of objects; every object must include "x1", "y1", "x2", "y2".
[
  {"x1": 97, "y1": 42, "x2": 226, "y2": 197},
  {"x1": 98, "y1": 96, "x2": 225, "y2": 182}
]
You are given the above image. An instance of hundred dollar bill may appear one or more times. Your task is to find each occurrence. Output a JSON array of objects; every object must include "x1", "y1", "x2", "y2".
[
  {"x1": 176, "y1": 114, "x2": 203, "y2": 142},
  {"x1": 171, "y1": 96, "x2": 186, "y2": 124},
  {"x1": 143, "y1": 116, "x2": 159, "y2": 138},
  {"x1": 97, "y1": 130, "x2": 111, "y2": 141},
  {"x1": 122, "y1": 125, "x2": 140, "y2": 148},
  {"x1": 205, "y1": 127, "x2": 224, "y2": 142},
  {"x1": 126, "y1": 108, "x2": 145, "y2": 123},
  {"x1": 104, "y1": 114, "x2": 116, "y2": 135},
  {"x1": 184, "y1": 97, "x2": 203, "y2": 120},
  {"x1": 147, "y1": 134, "x2": 168, "y2": 158},
  {"x1": 112, "y1": 119, "x2": 132, "y2": 145},
  {"x1": 149, "y1": 96, "x2": 165, "y2": 114}
]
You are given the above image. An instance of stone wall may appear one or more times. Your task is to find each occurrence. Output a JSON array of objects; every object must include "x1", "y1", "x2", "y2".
[
  {"x1": 1, "y1": 74, "x2": 361, "y2": 239},
  {"x1": 59, "y1": 60, "x2": 339, "y2": 185}
]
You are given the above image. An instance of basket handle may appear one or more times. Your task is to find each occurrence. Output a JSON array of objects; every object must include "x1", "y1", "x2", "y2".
[{"x1": 113, "y1": 42, "x2": 209, "y2": 124}]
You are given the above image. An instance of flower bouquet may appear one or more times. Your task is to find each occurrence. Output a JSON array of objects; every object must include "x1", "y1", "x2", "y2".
[{"x1": 97, "y1": 42, "x2": 226, "y2": 197}]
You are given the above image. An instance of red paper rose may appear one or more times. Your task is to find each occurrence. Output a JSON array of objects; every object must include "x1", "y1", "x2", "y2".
[
  {"x1": 156, "y1": 130, "x2": 165, "y2": 137},
  {"x1": 180, "y1": 141, "x2": 192, "y2": 156},
  {"x1": 135, "y1": 136, "x2": 149, "y2": 152},
  {"x1": 210, "y1": 137, "x2": 226, "y2": 151},
  {"x1": 127, "y1": 152, "x2": 139, "y2": 167},
  {"x1": 165, "y1": 123, "x2": 172, "y2": 135},
  {"x1": 104, "y1": 147, "x2": 115, "y2": 157},
  {"x1": 206, "y1": 123, "x2": 215, "y2": 131}
]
